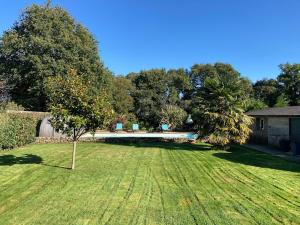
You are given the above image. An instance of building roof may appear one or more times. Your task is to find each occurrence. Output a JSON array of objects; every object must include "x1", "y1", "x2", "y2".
[{"x1": 247, "y1": 106, "x2": 300, "y2": 117}]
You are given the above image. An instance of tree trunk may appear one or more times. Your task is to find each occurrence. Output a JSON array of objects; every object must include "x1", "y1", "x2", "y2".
[{"x1": 71, "y1": 141, "x2": 77, "y2": 170}]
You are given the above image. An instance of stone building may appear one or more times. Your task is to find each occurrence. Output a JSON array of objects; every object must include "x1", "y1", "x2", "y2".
[{"x1": 247, "y1": 106, "x2": 300, "y2": 148}]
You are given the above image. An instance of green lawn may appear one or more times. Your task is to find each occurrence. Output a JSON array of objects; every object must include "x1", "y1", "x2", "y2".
[{"x1": 0, "y1": 142, "x2": 300, "y2": 225}]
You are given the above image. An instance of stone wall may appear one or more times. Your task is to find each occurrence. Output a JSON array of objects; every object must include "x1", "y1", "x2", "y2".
[
  {"x1": 267, "y1": 117, "x2": 290, "y2": 146},
  {"x1": 35, "y1": 137, "x2": 99, "y2": 144},
  {"x1": 35, "y1": 137, "x2": 71, "y2": 144}
]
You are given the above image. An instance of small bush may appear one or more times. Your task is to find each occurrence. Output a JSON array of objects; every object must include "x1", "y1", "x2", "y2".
[
  {"x1": 4, "y1": 101, "x2": 25, "y2": 111},
  {"x1": 0, "y1": 113, "x2": 44, "y2": 150},
  {"x1": 110, "y1": 114, "x2": 139, "y2": 131},
  {"x1": 124, "y1": 113, "x2": 138, "y2": 130},
  {"x1": 160, "y1": 105, "x2": 187, "y2": 131}
]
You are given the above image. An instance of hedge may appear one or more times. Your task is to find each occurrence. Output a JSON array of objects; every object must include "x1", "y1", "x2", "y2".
[{"x1": 0, "y1": 112, "x2": 47, "y2": 150}]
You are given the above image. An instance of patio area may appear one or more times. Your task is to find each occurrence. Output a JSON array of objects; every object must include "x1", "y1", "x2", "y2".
[{"x1": 245, "y1": 144, "x2": 300, "y2": 163}]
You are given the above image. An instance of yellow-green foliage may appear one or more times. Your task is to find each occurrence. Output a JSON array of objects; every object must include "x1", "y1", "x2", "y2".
[
  {"x1": 160, "y1": 104, "x2": 187, "y2": 130},
  {"x1": 0, "y1": 101, "x2": 25, "y2": 111},
  {"x1": 207, "y1": 111, "x2": 253, "y2": 146},
  {"x1": 192, "y1": 63, "x2": 254, "y2": 146},
  {"x1": 47, "y1": 69, "x2": 114, "y2": 140}
]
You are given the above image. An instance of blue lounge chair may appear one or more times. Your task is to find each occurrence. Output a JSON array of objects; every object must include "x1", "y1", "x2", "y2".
[
  {"x1": 116, "y1": 123, "x2": 123, "y2": 131},
  {"x1": 161, "y1": 124, "x2": 170, "y2": 132},
  {"x1": 132, "y1": 123, "x2": 139, "y2": 132}
]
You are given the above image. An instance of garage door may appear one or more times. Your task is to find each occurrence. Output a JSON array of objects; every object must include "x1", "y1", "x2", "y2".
[{"x1": 290, "y1": 118, "x2": 300, "y2": 142}]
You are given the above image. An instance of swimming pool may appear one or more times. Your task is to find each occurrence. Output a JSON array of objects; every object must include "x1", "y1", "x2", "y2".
[{"x1": 82, "y1": 132, "x2": 199, "y2": 140}]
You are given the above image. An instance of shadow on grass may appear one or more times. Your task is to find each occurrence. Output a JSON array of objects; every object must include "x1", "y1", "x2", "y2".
[
  {"x1": 106, "y1": 141, "x2": 300, "y2": 172},
  {"x1": 0, "y1": 154, "x2": 43, "y2": 166},
  {"x1": 42, "y1": 164, "x2": 70, "y2": 170},
  {"x1": 103, "y1": 141, "x2": 212, "y2": 151},
  {"x1": 213, "y1": 145, "x2": 300, "y2": 173},
  {"x1": 0, "y1": 154, "x2": 69, "y2": 170}
]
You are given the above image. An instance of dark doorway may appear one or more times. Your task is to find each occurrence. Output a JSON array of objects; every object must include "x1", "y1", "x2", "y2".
[{"x1": 290, "y1": 118, "x2": 300, "y2": 142}]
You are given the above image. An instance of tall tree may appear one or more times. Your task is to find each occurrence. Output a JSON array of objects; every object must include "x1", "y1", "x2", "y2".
[
  {"x1": 0, "y1": 3, "x2": 112, "y2": 111},
  {"x1": 131, "y1": 69, "x2": 190, "y2": 128},
  {"x1": 190, "y1": 64, "x2": 218, "y2": 90},
  {"x1": 253, "y1": 79, "x2": 280, "y2": 107},
  {"x1": 277, "y1": 64, "x2": 300, "y2": 106},
  {"x1": 131, "y1": 69, "x2": 169, "y2": 128},
  {"x1": 167, "y1": 68, "x2": 191, "y2": 106},
  {"x1": 47, "y1": 69, "x2": 113, "y2": 170},
  {"x1": 112, "y1": 76, "x2": 134, "y2": 115},
  {"x1": 192, "y1": 63, "x2": 253, "y2": 146}
]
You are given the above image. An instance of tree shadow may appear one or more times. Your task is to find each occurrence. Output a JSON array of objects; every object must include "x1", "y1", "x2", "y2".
[
  {"x1": 0, "y1": 154, "x2": 43, "y2": 166},
  {"x1": 103, "y1": 141, "x2": 212, "y2": 151},
  {"x1": 213, "y1": 145, "x2": 300, "y2": 173},
  {"x1": 0, "y1": 154, "x2": 70, "y2": 170},
  {"x1": 42, "y1": 164, "x2": 70, "y2": 170}
]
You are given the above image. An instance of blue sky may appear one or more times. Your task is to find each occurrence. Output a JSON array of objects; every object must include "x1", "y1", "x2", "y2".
[{"x1": 1, "y1": 0, "x2": 300, "y2": 81}]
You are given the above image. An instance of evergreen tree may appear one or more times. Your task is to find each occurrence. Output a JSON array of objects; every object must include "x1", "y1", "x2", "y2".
[{"x1": 192, "y1": 63, "x2": 253, "y2": 146}]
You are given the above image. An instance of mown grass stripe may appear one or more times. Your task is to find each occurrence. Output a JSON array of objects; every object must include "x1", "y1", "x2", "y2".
[{"x1": 0, "y1": 143, "x2": 300, "y2": 225}]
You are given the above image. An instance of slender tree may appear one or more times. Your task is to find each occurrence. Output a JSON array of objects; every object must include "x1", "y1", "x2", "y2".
[{"x1": 47, "y1": 69, "x2": 113, "y2": 170}]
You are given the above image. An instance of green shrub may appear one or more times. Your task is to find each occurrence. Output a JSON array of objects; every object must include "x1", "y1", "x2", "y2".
[
  {"x1": 124, "y1": 113, "x2": 138, "y2": 130},
  {"x1": 160, "y1": 105, "x2": 187, "y2": 131},
  {"x1": 2, "y1": 101, "x2": 25, "y2": 111},
  {"x1": 0, "y1": 113, "x2": 44, "y2": 150},
  {"x1": 109, "y1": 113, "x2": 139, "y2": 131}
]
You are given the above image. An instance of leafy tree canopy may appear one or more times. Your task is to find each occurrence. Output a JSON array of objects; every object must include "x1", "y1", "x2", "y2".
[
  {"x1": 46, "y1": 69, "x2": 113, "y2": 169},
  {"x1": 131, "y1": 69, "x2": 169, "y2": 128},
  {"x1": 253, "y1": 78, "x2": 280, "y2": 107},
  {"x1": 190, "y1": 64, "x2": 218, "y2": 90},
  {"x1": 112, "y1": 76, "x2": 135, "y2": 115},
  {"x1": 0, "y1": 2, "x2": 112, "y2": 111},
  {"x1": 190, "y1": 63, "x2": 252, "y2": 97},
  {"x1": 274, "y1": 95, "x2": 289, "y2": 107},
  {"x1": 243, "y1": 98, "x2": 267, "y2": 112},
  {"x1": 131, "y1": 69, "x2": 190, "y2": 129},
  {"x1": 160, "y1": 104, "x2": 187, "y2": 130},
  {"x1": 277, "y1": 63, "x2": 300, "y2": 106}
]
